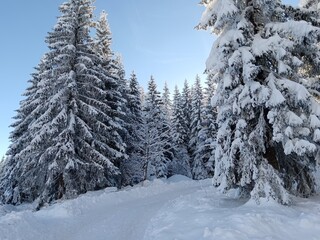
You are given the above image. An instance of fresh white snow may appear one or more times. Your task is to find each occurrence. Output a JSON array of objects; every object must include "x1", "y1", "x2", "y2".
[{"x1": 1, "y1": 175, "x2": 320, "y2": 240}]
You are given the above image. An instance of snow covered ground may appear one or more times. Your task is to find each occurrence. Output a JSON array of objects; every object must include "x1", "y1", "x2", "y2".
[{"x1": 1, "y1": 175, "x2": 320, "y2": 240}]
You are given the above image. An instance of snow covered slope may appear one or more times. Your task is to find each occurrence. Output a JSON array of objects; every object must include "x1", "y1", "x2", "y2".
[{"x1": 0, "y1": 175, "x2": 320, "y2": 240}]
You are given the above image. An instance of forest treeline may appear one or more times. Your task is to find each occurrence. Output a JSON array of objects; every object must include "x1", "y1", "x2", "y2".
[{"x1": 0, "y1": 0, "x2": 319, "y2": 207}]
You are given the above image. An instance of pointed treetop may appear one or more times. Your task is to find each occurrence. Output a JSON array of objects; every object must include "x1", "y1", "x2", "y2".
[{"x1": 95, "y1": 10, "x2": 113, "y2": 58}]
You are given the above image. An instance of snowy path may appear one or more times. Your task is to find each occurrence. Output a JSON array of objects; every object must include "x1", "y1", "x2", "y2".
[
  {"x1": 58, "y1": 178, "x2": 208, "y2": 240},
  {"x1": 0, "y1": 176, "x2": 210, "y2": 240},
  {"x1": 1, "y1": 176, "x2": 320, "y2": 240}
]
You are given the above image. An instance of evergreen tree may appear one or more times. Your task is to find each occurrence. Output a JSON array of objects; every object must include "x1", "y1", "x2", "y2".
[
  {"x1": 111, "y1": 55, "x2": 132, "y2": 185},
  {"x1": 95, "y1": 11, "x2": 112, "y2": 61},
  {"x1": 143, "y1": 76, "x2": 170, "y2": 179},
  {"x1": 195, "y1": 73, "x2": 218, "y2": 179},
  {"x1": 5, "y1": 55, "x2": 50, "y2": 164},
  {"x1": 172, "y1": 86, "x2": 185, "y2": 146},
  {"x1": 0, "y1": 156, "x2": 6, "y2": 171},
  {"x1": 128, "y1": 72, "x2": 143, "y2": 125},
  {"x1": 162, "y1": 82, "x2": 173, "y2": 118},
  {"x1": 181, "y1": 80, "x2": 192, "y2": 149},
  {"x1": 0, "y1": 0, "x2": 126, "y2": 206},
  {"x1": 199, "y1": 0, "x2": 320, "y2": 204},
  {"x1": 298, "y1": 1, "x2": 320, "y2": 96},
  {"x1": 189, "y1": 75, "x2": 205, "y2": 179},
  {"x1": 121, "y1": 72, "x2": 145, "y2": 185},
  {"x1": 94, "y1": 12, "x2": 131, "y2": 186},
  {"x1": 161, "y1": 82, "x2": 175, "y2": 175},
  {"x1": 171, "y1": 86, "x2": 192, "y2": 177},
  {"x1": 190, "y1": 74, "x2": 216, "y2": 180}
]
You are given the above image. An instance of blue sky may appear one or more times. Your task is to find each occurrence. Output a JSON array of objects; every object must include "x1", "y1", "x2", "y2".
[{"x1": 0, "y1": 0, "x2": 299, "y2": 158}]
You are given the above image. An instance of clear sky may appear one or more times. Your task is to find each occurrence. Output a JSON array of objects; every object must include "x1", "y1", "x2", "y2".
[{"x1": 0, "y1": 0, "x2": 299, "y2": 158}]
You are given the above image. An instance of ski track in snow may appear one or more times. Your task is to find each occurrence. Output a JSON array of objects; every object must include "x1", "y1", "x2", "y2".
[{"x1": 1, "y1": 175, "x2": 320, "y2": 240}]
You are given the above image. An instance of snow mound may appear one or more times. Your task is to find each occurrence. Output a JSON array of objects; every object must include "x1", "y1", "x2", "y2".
[{"x1": 167, "y1": 174, "x2": 192, "y2": 183}]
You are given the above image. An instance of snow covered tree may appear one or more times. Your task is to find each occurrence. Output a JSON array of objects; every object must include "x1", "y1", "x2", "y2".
[
  {"x1": 301, "y1": 0, "x2": 320, "y2": 9},
  {"x1": 0, "y1": 0, "x2": 126, "y2": 206},
  {"x1": 95, "y1": 11, "x2": 112, "y2": 60},
  {"x1": 197, "y1": 73, "x2": 217, "y2": 178},
  {"x1": 94, "y1": 12, "x2": 131, "y2": 186},
  {"x1": 189, "y1": 75, "x2": 205, "y2": 179},
  {"x1": 113, "y1": 54, "x2": 129, "y2": 99},
  {"x1": 142, "y1": 76, "x2": 170, "y2": 179},
  {"x1": 162, "y1": 82, "x2": 172, "y2": 118},
  {"x1": 110, "y1": 55, "x2": 132, "y2": 185},
  {"x1": 0, "y1": 156, "x2": 6, "y2": 171},
  {"x1": 172, "y1": 86, "x2": 185, "y2": 146},
  {"x1": 0, "y1": 55, "x2": 54, "y2": 205},
  {"x1": 161, "y1": 82, "x2": 175, "y2": 174},
  {"x1": 190, "y1": 74, "x2": 217, "y2": 180},
  {"x1": 297, "y1": 1, "x2": 320, "y2": 96},
  {"x1": 281, "y1": 1, "x2": 320, "y2": 96},
  {"x1": 171, "y1": 86, "x2": 192, "y2": 177},
  {"x1": 190, "y1": 76, "x2": 203, "y2": 154},
  {"x1": 199, "y1": 0, "x2": 320, "y2": 204},
  {"x1": 181, "y1": 80, "x2": 192, "y2": 149},
  {"x1": 121, "y1": 72, "x2": 145, "y2": 185},
  {"x1": 128, "y1": 72, "x2": 143, "y2": 128},
  {"x1": 4, "y1": 55, "x2": 51, "y2": 164},
  {"x1": 95, "y1": 12, "x2": 128, "y2": 128}
]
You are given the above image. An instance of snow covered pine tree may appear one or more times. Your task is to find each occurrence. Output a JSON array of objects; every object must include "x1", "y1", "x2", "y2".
[
  {"x1": 193, "y1": 74, "x2": 217, "y2": 180},
  {"x1": 181, "y1": 80, "x2": 193, "y2": 153},
  {"x1": 143, "y1": 77, "x2": 171, "y2": 180},
  {"x1": 199, "y1": 0, "x2": 320, "y2": 204},
  {"x1": 171, "y1": 86, "x2": 192, "y2": 177},
  {"x1": 189, "y1": 75, "x2": 206, "y2": 179},
  {"x1": 0, "y1": 0, "x2": 126, "y2": 206},
  {"x1": 285, "y1": 1, "x2": 320, "y2": 95},
  {"x1": 94, "y1": 12, "x2": 132, "y2": 186},
  {"x1": 161, "y1": 82, "x2": 175, "y2": 175},
  {"x1": 121, "y1": 72, "x2": 145, "y2": 185}
]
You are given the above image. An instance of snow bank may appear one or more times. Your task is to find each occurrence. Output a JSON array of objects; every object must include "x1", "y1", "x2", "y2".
[
  {"x1": 144, "y1": 185, "x2": 320, "y2": 240},
  {"x1": 167, "y1": 174, "x2": 192, "y2": 183}
]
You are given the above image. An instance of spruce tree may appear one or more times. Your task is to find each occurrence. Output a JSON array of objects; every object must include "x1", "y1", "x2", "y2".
[
  {"x1": 94, "y1": 12, "x2": 130, "y2": 186},
  {"x1": 196, "y1": 73, "x2": 217, "y2": 179},
  {"x1": 181, "y1": 80, "x2": 192, "y2": 149},
  {"x1": 143, "y1": 76, "x2": 170, "y2": 179},
  {"x1": 199, "y1": 0, "x2": 320, "y2": 204},
  {"x1": 0, "y1": 155, "x2": 7, "y2": 172},
  {"x1": 121, "y1": 72, "x2": 145, "y2": 185},
  {"x1": 189, "y1": 75, "x2": 205, "y2": 179},
  {"x1": 95, "y1": 11, "x2": 113, "y2": 61},
  {"x1": 161, "y1": 82, "x2": 175, "y2": 173},
  {"x1": 190, "y1": 74, "x2": 216, "y2": 180},
  {"x1": 162, "y1": 82, "x2": 173, "y2": 118},
  {"x1": 0, "y1": 0, "x2": 125, "y2": 205},
  {"x1": 298, "y1": 1, "x2": 320, "y2": 96},
  {"x1": 171, "y1": 86, "x2": 192, "y2": 177},
  {"x1": 172, "y1": 86, "x2": 185, "y2": 147},
  {"x1": 5, "y1": 56, "x2": 50, "y2": 164}
]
